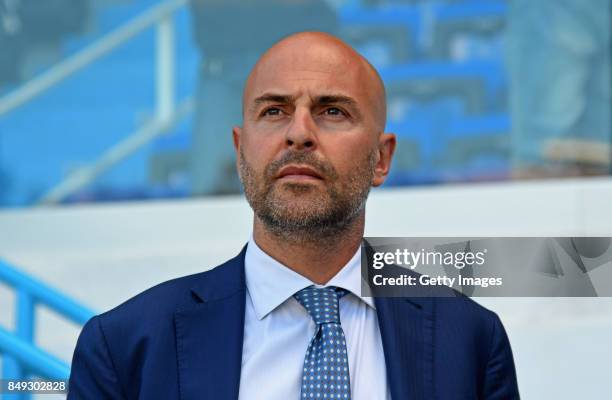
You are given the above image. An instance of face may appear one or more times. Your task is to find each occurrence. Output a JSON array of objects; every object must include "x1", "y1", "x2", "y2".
[{"x1": 234, "y1": 37, "x2": 395, "y2": 238}]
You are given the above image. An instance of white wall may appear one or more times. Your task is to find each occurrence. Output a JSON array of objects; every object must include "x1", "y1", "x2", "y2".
[{"x1": 1, "y1": 177, "x2": 612, "y2": 399}]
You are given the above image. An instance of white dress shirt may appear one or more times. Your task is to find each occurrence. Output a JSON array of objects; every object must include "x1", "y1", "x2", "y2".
[{"x1": 238, "y1": 237, "x2": 392, "y2": 400}]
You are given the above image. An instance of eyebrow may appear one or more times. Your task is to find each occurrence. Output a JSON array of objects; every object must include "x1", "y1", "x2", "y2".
[
  {"x1": 251, "y1": 93, "x2": 297, "y2": 111},
  {"x1": 250, "y1": 93, "x2": 361, "y2": 115},
  {"x1": 316, "y1": 95, "x2": 358, "y2": 108}
]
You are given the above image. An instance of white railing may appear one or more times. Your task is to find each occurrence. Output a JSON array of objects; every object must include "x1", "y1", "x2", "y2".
[
  {"x1": 0, "y1": 0, "x2": 192, "y2": 205},
  {"x1": 39, "y1": 97, "x2": 194, "y2": 205}
]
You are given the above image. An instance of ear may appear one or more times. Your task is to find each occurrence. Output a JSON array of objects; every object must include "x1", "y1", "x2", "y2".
[
  {"x1": 233, "y1": 126, "x2": 243, "y2": 178},
  {"x1": 372, "y1": 132, "x2": 396, "y2": 187},
  {"x1": 232, "y1": 125, "x2": 242, "y2": 153}
]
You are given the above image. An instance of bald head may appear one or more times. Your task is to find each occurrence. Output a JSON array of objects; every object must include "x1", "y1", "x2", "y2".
[{"x1": 243, "y1": 31, "x2": 387, "y2": 131}]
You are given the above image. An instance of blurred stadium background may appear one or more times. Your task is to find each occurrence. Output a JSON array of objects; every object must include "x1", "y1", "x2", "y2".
[{"x1": 0, "y1": 0, "x2": 610, "y2": 398}]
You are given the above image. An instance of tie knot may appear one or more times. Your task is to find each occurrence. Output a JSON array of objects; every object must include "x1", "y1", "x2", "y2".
[{"x1": 294, "y1": 286, "x2": 347, "y2": 325}]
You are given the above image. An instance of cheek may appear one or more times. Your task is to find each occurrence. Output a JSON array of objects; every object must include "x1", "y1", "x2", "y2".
[
  {"x1": 241, "y1": 132, "x2": 279, "y2": 169},
  {"x1": 323, "y1": 135, "x2": 375, "y2": 174}
]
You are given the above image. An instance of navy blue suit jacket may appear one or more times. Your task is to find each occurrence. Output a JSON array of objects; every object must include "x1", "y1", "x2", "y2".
[{"x1": 68, "y1": 246, "x2": 519, "y2": 399}]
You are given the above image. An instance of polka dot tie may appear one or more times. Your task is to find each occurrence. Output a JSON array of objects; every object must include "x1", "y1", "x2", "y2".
[{"x1": 294, "y1": 286, "x2": 351, "y2": 400}]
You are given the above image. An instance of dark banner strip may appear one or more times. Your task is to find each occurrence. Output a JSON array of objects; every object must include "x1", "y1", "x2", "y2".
[{"x1": 361, "y1": 237, "x2": 612, "y2": 297}]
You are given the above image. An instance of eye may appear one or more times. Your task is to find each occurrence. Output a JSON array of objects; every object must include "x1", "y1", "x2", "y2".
[
  {"x1": 323, "y1": 107, "x2": 347, "y2": 117},
  {"x1": 261, "y1": 107, "x2": 283, "y2": 117}
]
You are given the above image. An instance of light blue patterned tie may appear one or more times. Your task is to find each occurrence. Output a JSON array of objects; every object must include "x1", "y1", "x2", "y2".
[{"x1": 294, "y1": 286, "x2": 351, "y2": 400}]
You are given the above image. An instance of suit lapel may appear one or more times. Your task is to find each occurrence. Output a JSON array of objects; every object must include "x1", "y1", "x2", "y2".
[
  {"x1": 174, "y1": 248, "x2": 247, "y2": 400},
  {"x1": 375, "y1": 296, "x2": 435, "y2": 400}
]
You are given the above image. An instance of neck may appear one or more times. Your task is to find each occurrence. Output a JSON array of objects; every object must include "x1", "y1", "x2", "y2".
[{"x1": 252, "y1": 212, "x2": 365, "y2": 284}]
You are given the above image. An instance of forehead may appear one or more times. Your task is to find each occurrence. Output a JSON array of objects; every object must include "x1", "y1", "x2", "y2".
[{"x1": 245, "y1": 42, "x2": 371, "y2": 105}]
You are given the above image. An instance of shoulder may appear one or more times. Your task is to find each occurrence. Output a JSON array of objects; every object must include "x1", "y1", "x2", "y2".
[
  {"x1": 89, "y1": 248, "x2": 246, "y2": 338},
  {"x1": 431, "y1": 295, "x2": 510, "y2": 363},
  {"x1": 75, "y1": 271, "x2": 204, "y2": 352},
  {"x1": 432, "y1": 296, "x2": 519, "y2": 397},
  {"x1": 99, "y1": 270, "x2": 207, "y2": 324}
]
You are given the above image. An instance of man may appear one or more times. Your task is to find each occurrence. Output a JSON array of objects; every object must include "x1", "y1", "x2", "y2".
[{"x1": 68, "y1": 32, "x2": 519, "y2": 399}]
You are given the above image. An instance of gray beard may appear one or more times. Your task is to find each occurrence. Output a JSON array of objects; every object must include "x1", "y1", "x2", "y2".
[
  {"x1": 254, "y1": 184, "x2": 369, "y2": 243},
  {"x1": 239, "y1": 149, "x2": 375, "y2": 244}
]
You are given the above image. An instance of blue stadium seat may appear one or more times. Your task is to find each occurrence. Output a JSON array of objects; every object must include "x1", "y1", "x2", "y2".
[
  {"x1": 1, "y1": 0, "x2": 511, "y2": 205},
  {"x1": 1, "y1": 1, "x2": 198, "y2": 206},
  {"x1": 381, "y1": 60, "x2": 505, "y2": 113}
]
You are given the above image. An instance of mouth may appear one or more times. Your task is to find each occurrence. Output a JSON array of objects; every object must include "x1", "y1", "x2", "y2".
[{"x1": 276, "y1": 165, "x2": 324, "y2": 181}]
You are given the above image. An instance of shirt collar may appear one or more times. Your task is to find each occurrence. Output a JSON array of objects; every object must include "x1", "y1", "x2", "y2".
[{"x1": 244, "y1": 236, "x2": 375, "y2": 320}]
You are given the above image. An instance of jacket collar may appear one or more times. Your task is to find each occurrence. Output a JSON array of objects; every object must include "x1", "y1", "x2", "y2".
[
  {"x1": 174, "y1": 246, "x2": 247, "y2": 400},
  {"x1": 188, "y1": 244, "x2": 248, "y2": 303}
]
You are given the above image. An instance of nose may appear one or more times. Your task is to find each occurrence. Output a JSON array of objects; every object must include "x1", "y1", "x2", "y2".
[{"x1": 285, "y1": 107, "x2": 317, "y2": 151}]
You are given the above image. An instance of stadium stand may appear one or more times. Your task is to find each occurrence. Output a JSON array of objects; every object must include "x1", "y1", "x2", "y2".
[{"x1": 0, "y1": 0, "x2": 510, "y2": 207}]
